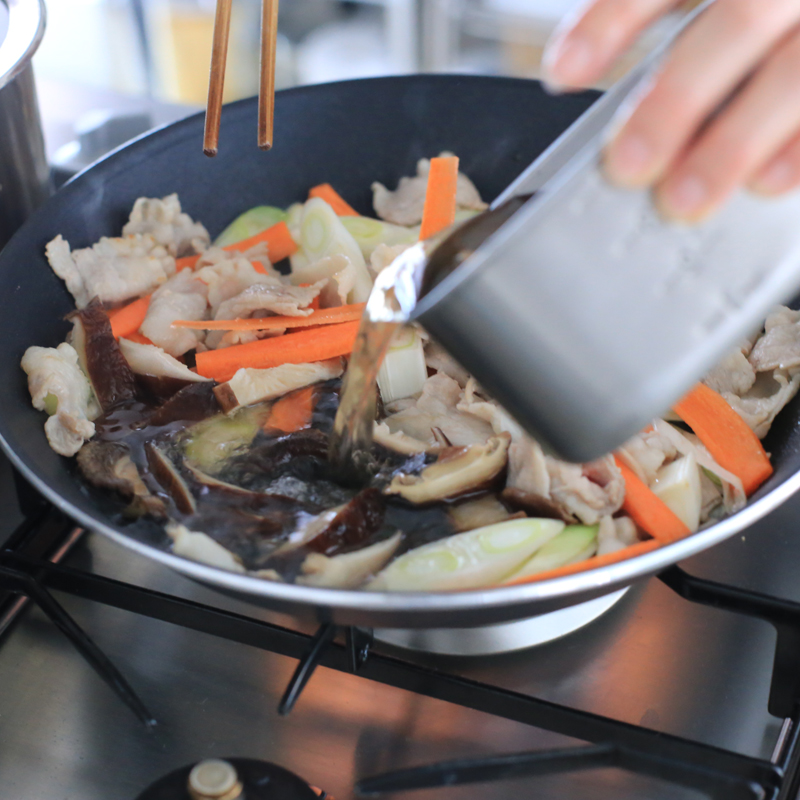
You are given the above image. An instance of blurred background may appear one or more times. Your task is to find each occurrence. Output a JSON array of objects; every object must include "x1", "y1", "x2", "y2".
[{"x1": 32, "y1": 0, "x2": 691, "y2": 172}]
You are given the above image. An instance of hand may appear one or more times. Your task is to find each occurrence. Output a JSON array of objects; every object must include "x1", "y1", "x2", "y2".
[{"x1": 543, "y1": 0, "x2": 800, "y2": 222}]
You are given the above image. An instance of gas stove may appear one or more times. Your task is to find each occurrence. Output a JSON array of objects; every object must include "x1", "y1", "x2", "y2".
[{"x1": 1, "y1": 451, "x2": 800, "y2": 800}]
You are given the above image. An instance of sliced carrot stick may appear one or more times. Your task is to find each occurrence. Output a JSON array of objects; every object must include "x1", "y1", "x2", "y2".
[
  {"x1": 504, "y1": 539, "x2": 662, "y2": 587},
  {"x1": 419, "y1": 155, "x2": 459, "y2": 241},
  {"x1": 175, "y1": 222, "x2": 296, "y2": 274},
  {"x1": 265, "y1": 385, "x2": 316, "y2": 433},
  {"x1": 673, "y1": 383, "x2": 773, "y2": 496},
  {"x1": 172, "y1": 303, "x2": 366, "y2": 331},
  {"x1": 614, "y1": 456, "x2": 691, "y2": 544},
  {"x1": 175, "y1": 255, "x2": 199, "y2": 271},
  {"x1": 308, "y1": 184, "x2": 359, "y2": 216},
  {"x1": 224, "y1": 220, "x2": 298, "y2": 262},
  {"x1": 108, "y1": 296, "x2": 151, "y2": 339},
  {"x1": 195, "y1": 320, "x2": 360, "y2": 382}
]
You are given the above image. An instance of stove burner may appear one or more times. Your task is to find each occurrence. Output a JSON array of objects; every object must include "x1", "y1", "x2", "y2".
[
  {"x1": 135, "y1": 758, "x2": 323, "y2": 800},
  {"x1": 7, "y1": 501, "x2": 800, "y2": 799}
]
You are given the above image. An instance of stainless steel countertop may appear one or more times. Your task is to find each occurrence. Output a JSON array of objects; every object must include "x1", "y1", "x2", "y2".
[{"x1": 0, "y1": 446, "x2": 796, "y2": 799}]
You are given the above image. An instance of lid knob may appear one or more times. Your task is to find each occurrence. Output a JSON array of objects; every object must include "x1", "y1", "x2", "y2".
[{"x1": 187, "y1": 760, "x2": 243, "y2": 800}]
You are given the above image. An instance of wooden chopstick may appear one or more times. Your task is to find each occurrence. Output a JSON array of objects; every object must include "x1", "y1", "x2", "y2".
[
  {"x1": 258, "y1": 0, "x2": 279, "y2": 150},
  {"x1": 203, "y1": 0, "x2": 234, "y2": 156}
]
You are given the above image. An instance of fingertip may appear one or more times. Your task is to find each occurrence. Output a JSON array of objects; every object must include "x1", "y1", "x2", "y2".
[
  {"x1": 542, "y1": 34, "x2": 597, "y2": 88},
  {"x1": 540, "y1": 79, "x2": 585, "y2": 96},
  {"x1": 603, "y1": 133, "x2": 657, "y2": 189},
  {"x1": 748, "y1": 159, "x2": 798, "y2": 196},
  {"x1": 654, "y1": 175, "x2": 715, "y2": 225}
]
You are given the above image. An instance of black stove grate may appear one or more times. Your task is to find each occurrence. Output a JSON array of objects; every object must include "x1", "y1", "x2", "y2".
[{"x1": 2, "y1": 498, "x2": 800, "y2": 800}]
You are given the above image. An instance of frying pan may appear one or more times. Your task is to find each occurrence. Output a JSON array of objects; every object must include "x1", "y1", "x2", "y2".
[{"x1": 1, "y1": 75, "x2": 799, "y2": 630}]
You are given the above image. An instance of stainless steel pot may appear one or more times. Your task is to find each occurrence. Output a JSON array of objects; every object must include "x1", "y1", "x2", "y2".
[{"x1": 0, "y1": 0, "x2": 50, "y2": 249}]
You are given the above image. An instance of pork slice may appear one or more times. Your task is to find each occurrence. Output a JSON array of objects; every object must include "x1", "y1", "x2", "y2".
[
  {"x1": 425, "y1": 340, "x2": 471, "y2": 388},
  {"x1": 597, "y1": 516, "x2": 638, "y2": 556},
  {"x1": 205, "y1": 330, "x2": 269, "y2": 350},
  {"x1": 457, "y1": 378, "x2": 527, "y2": 441},
  {"x1": 46, "y1": 234, "x2": 174, "y2": 309},
  {"x1": 507, "y1": 437, "x2": 550, "y2": 497},
  {"x1": 616, "y1": 428, "x2": 677, "y2": 485},
  {"x1": 290, "y1": 254, "x2": 359, "y2": 308},
  {"x1": 545, "y1": 454, "x2": 625, "y2": 526},
  {"x1": 21, "y1": 342, "x2": 99, "y2": 456},
  {"x1": 723, "y1": 368, "x2": 800, "y2": 439},
  {"x1": 140, "y1": 269, "x2": 208, "y2": 357},
  {"x1": 370, "y1": 243, "x2": 412, "y2": 276},
  {"x1": 749, "y1": 306, "x2": 800, "y2": 372},
  {"x1": 382, "y1": 373, "x2": 493, "y2": 447},
  {"x1": 122, "y1": 194, "x2": 210, "y2": 257},
  {"x1": 704, "y1": 348, "x2": 756, "y2": 396},
  {"x1": 214, "y1": 280, "x2": 326, "y2": 322},
  {"x1": 195, "y1": 249, "x2": 282, "y2": 314},
  {"x1": 371, "y1": 153, "x2": 487, "y2": 226}
]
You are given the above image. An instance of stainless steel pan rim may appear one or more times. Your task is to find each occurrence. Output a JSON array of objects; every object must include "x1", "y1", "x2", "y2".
[
  {"x1": 0, "y1": 0, "x2": 45, "y2": 91},
  {"x1": 6, "y1": 422, "x2": 799, "y2": 627}
]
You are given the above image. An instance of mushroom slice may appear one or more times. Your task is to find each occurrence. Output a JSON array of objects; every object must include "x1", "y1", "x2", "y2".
[
  {"x1": 147, "y1": 382, "x2": 221, "y2": 427},
  {"x1": 385, "y1": 433, "x2": 510, "y2": 504},
  {"x1": 214, "y1": 358, "x2": 343, "y2": 413},
  {"x1": 184, "y1": 461, "x2": 255, "y2": 494},
  {"x1": 448, "y1": 495, "x2": 524, "y2": 533},
  {"x1": 373, "y1": 422, "x2": 438, "y2": 455},
  {"x1": 501, "y1": 487, "x2": 578, "y2": 524},
  {"x1": 274, "y1": 505, "x2": 344, "y2": 554},
  {"x1": 76, "y1": 440, "x2": 165, "y2": 517},
  {"x1": 145, "y1": 444, "x2": 197, "y2": 514},
  {"x1": 304, "y1": 488, "x2": 386, "y2": 556},
  {"x1": 70, "y1": 299, "x2": 138, "y2": 411},
  {"x1": 166, "y1": 523, "x2": 245, "y2": 573},
  {"x1": 119, "y1": 337, "x2": 210, "y2": 383},
  {"x1": 297, "y1": 532, "x2": 403, "y2": 589},
  {"x1": 431, "y1": 427, "x2": 453, "y2": 448}
]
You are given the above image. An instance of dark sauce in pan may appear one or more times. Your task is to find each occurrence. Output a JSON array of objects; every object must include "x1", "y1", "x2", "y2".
[{"x1": 82, "y1": 376, "x2": 457, "y2": 576}]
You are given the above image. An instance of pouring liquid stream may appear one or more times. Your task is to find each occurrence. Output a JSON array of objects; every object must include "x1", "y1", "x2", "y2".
[
  {"x1": 329, "y1": 196, "x2": 529, "y2": 482},
  {"x1": 328, "y1": 318, "x2": 398, "y2": 481},
  {"x1": 328, "y1": 243, "x2": 428, "y2": 482}
]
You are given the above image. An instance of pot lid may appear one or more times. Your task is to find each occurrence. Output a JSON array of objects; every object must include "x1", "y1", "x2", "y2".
[{"x1": 0, "y1": 0, "x2": 45, "y2": 91}]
